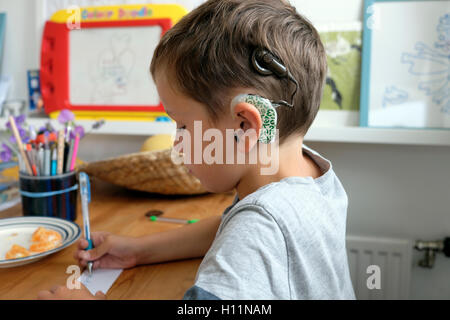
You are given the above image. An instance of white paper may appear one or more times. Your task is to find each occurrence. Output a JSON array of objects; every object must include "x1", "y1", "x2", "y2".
[{"x1": 78, "y1": 268, "x2": 123, "y2": 295}]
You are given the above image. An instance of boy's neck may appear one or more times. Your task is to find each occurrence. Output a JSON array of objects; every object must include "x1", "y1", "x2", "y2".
[{"x1": 235, "y1": 136, "x2": 321, "y2": 200}]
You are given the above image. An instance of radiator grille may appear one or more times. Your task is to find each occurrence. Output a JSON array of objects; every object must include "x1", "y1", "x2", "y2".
[{"x1": 346, "y1": 235, "x2": 413, "y2": 300}]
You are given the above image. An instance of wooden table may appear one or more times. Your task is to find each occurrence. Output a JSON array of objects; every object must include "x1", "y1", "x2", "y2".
[{"x1": 0, "y1": 178, "x2": 234, "y2": 299}]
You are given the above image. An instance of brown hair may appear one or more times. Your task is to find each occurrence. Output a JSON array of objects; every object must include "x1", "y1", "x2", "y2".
[{"x1": 150, "y1": 0, "x2": 327, "y2": 140}]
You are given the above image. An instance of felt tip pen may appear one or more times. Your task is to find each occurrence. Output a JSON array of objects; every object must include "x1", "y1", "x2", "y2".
[
  {"x1": 69, "y1": 133, "x2": 80, "y2": 172},
  {"x1": 26, "y1": 144, "x2": 37, "y2": 176},
  {"x1": 65, "y1": 138, "x2": 74, "y2": 173},
  {"x1": 38, "y1": 147, "x2": 44, "y2": 176},
  {"x1": 33, "y1": 145, "x2": 40, "y2": 176},
  {"x1": 51, "y1": 147, "x2": 57, "y2": 176},
  {"x1": 63, "y1": 125, "x2": 71, "y2": 169},
  {"x1": 44, "y1": 145, "x2": 50, "y2": 176},
  {"x1": 79, "y1": 172, "x2": 94, "y2": 275},
  {"x1": 148, "y1": 216, "x2": 199, "y2": 224}
]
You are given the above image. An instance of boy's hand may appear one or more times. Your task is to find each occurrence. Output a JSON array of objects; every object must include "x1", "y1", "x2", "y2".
[
  {"x1": 74, "y1": 231, "x2": 140, "y2": 270},
  {"x1": 37, "y1": 284, "x2": 106, "y2": 300}
]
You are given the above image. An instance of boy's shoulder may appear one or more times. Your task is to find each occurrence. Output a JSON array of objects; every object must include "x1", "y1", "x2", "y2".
[{"x1": 223, "y1": 145, "x2": 347, "y2": 227}]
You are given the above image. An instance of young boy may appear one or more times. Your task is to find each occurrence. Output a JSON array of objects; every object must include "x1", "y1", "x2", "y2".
[{"x1": 39, "y1": 0, "x2": 355, "y2": 300}]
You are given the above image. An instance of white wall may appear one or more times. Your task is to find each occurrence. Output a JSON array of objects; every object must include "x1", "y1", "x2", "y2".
[
  {"x1": 292, "y1": 0, "x2": 364, "y2": 23},
  {"x1": 1, "y1": 0, "x2": 449, "y2": 299},
  {"x1": 307, "y1": 141, "x2": 450, "y2": 299}
]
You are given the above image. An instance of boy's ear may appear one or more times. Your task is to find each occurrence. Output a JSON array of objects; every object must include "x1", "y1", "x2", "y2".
[
  {"x1": 230, "y1": 95, "x2": 263, "y2": 152},
  {"x1": 230, "y1": 94, "x2": 278, "y2": 144},
  {"x1": 232, "y1": 102, "x2": 263, "y2": 132}
]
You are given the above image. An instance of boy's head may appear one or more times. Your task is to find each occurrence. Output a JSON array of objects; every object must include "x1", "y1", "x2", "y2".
[{"x1": 150, "y1": 0, "x2": 327, "y2": 192}]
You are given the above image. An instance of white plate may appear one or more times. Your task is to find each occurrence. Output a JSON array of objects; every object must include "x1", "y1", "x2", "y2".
[{"x1": 0, "y1": 216, "x2": 81, "y2": 268}]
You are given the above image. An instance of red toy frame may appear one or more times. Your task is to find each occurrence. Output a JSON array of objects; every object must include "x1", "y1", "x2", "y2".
[{"x1": 40, "y1": 18, "x2": 172, "y2": 115}]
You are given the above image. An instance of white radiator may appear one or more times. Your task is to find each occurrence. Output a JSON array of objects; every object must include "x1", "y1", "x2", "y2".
[{"x1": 346, "y1": 235, "x2": 413, "y2": 300}]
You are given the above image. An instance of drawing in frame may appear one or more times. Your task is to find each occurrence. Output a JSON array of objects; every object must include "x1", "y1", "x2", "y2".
[{"x1": 360, "y1": 0, "x2": 450, "y2": 129}]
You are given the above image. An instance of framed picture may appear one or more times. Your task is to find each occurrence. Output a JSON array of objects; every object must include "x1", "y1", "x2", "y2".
[
  {"x1": 315, "y1": 22, "x2": 362, "y2": 127},
  {"x1": 0, "y1": 13, "x2": 6, "y2": 71},
  {"x1": 360, "y1": 0, "x2": 449, "y2": 129}
]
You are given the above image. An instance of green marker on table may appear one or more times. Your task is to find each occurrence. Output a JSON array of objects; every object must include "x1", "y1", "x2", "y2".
[{"x1": 149, "y1": 215, "x2": 199, "y2": 224}]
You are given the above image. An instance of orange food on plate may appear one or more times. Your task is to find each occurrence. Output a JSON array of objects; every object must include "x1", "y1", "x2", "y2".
[
  {"x1": 29, "y1": 240, "x2": 59, "y2": 253},
  {"x1": 5, "y1": 244, "x2": 31, "y2": 260},
  {"x1": 3, "y1": 227, "x2": 63, "y2": 260},
  {"x1": 31, "y1": 227, "x2": 60, "y2": 243},
  {"x1": 29, "y1": 227, "x2": 62, "y2": 253}
]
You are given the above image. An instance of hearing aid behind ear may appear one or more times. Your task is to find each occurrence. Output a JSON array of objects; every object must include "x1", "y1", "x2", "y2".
[
  {"x1": 230, "y1": 94, "x2": 277, "y2": 144},
  {"x1": 251, "y1": 48, "x2": 299, "y2": 108},
  {"x1": 228, "y1": 48, "x2": 297, "y2": 144},
  {"x1": 252, "y1": 48, "x2": 288, "y2": 78}
]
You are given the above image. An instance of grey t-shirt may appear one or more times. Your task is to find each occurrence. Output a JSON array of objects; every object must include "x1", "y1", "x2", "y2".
[{"x1": 183, "y1": 145, "x2": 356, "y2": 300}]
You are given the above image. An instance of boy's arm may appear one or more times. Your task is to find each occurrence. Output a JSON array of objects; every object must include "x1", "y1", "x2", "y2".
[{"x1": 134, "y1": 215, "x2": 222, "y2": 265}]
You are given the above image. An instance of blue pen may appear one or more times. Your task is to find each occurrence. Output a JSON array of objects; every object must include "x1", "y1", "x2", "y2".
[{"x1": 79, "y1": 172, "x2": 94, "y2": 274}]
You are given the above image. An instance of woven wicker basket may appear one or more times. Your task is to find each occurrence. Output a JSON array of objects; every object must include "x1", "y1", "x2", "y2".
[{"x1": 77, "y1": 149, "x2": 207, "y2": 195}]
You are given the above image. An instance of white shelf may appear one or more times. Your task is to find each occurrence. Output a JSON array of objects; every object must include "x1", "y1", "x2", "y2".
[
  {"x1": 305, "y1": 126, "x2": 450, "y2": 147},
  {"x1": 1, "y1": 117, "x2": 450, "y2": 146},
  {"x1": 0, "y1": 117, "x2": 176, "y2": 136}
]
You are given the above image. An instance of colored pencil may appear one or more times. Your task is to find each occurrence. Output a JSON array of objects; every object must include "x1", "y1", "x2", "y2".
[
  {"x1": 57, "y1": 130, "x2": 65, "y2": 175},
  {"x1": 8, "y1": 116, "x2": 32, "y2": 175}
]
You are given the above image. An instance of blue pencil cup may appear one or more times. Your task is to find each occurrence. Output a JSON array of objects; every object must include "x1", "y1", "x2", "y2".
[{"x1": 19, "y1": 171, "x2": 78, "y2": 221}]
